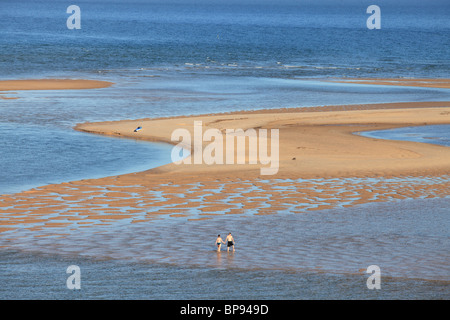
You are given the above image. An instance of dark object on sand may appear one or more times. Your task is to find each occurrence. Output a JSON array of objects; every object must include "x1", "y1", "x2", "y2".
[{"x1": 134, "y1": 126, "x2": 142, "y2": 132}]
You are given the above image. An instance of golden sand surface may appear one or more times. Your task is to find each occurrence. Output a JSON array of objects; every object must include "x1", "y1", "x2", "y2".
[
  {"x1": 75, "y1": 101, "x2": 450, "y2": 178},
  {"x1": 1, "y1": 101, "x2": 449, "y2": 235},
  {"x1": 0, "y1": 79, "x2": 113, "y2": 91}
]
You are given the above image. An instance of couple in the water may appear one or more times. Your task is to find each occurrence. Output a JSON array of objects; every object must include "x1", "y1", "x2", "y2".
[{"x1": 215, "y1": 233, "x2": 235, "y2": 252}]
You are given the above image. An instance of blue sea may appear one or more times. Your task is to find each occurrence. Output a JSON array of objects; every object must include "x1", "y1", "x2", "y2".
[{"x1": 0, "y1": 0, "x2": 449, "y2": 300}]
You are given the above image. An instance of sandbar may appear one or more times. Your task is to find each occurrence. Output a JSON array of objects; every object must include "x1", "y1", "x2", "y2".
[
  {"x1": 0, "y1": 79, "x2": 113, "y2": 91},
  {"x1": 75, "y1": 101, "x2": 450, "y2": 179}
]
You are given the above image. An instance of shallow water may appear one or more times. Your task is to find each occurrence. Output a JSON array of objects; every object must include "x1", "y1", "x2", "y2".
[
  {"x1": 360, "y1": 125, "x2": 450, "y2": 148},
  {"x1": 0, "y1": 123, "x2": 173, "y2": 195},
  {"x1": 2, "y1": 198, "x2": 449, "y2": 281},
  {"x1": 0, "y1": 198, "x2": 448, "y2": 299}
]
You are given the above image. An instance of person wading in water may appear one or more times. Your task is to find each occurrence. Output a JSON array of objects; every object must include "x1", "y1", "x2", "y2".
[
  {"x1": 215, "y1": 235, "x2": 225, "y2": 252},
  {"x1": 226, "y1": 233, "x2": 235, "y2": 252}
]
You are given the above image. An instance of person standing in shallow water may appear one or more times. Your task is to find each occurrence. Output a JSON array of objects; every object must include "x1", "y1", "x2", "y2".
[
  {"x1": 215, "y1": 235, "x2": 225, "y2": 252},
  {"x1": 226, "y1": 233, "x2": 235, "y2": 252}
]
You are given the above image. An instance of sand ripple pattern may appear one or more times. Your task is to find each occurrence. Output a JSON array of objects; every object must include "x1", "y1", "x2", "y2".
[{"x1": 0, "y1": 175, "x2": 448, "y2": 233}]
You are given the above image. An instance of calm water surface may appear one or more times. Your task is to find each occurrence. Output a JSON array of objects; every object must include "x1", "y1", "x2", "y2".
[{"x1": 360, "y1": 125, "x2": 450, "y2": 147}]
